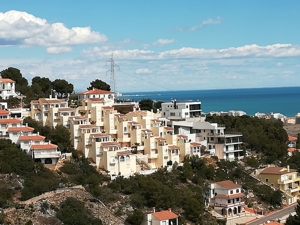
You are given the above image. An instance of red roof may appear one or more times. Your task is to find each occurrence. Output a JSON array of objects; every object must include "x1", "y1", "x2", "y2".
[
  {"x1": 215, "y1": 193, "x2": 245, "y2": 199},
  {"x1": 288, "y1": 136, "x2": 297, "y2": 141},
  {"x1": 78, "y1": 89, "x2": 113, "y2": 95},
  {"x1": 0, "y1": 118, "x2": 22, "y2": 124},
  {"x1": 0, "y1": 78, "x2": 14, "y2": 83},
  {"x1": 19, "y1": 135, "x2": 45, "y2": 141},
  {"x1": 215, "y1": 180, "x2": 241, "y2": 189},
  {"x1": 30, "y1": 143, "x2": 58, "y2": 150},
  {"x1": 7, "y1": 126, "x2": 34, "y2": 132},
  {"x1": 0, "y1": 110, "x2": 10, "y2": 115},
  {"x1": 152, "y1": 210, "x2": 178, "y2": 220}
]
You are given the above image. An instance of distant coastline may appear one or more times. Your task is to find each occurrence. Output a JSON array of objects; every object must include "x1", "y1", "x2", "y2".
[{"x1": 120, "y1": 86, "x2": 300, "y2": 117}]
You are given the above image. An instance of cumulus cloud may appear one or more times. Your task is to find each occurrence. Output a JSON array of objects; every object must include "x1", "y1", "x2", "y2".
[
  {"x1": 135, "y1": 68, "x2": 151, "y2": 74},
  {"x1": 176, "y1": 16, "x2": 221, "y2": 31},
  {"x1": 0, "y1": 10, "x2": 107, "y2": 53},
  {"x1": 153, "y1": 39, "x2": 175, "y2": 46}
]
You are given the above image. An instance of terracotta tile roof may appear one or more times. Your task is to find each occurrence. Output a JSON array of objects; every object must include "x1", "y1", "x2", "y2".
[
  {"x1": 19, "y1": 135, "x2": 45, "y2": 141},
  {"x1": 39, "y1": 98, "x2": 66, "y2": 104},
  {"x1": 244, "y1": 207, "x2": 256, "y2": 214},
  {"x1": 31, "y1": 143, "x2": 58, "y2": 150},
  {"x1": 0, "y1": 118, "x2": 22, "y2": 124},
  {"x1": 0, "y1": 110, "x2": 10, "y2": 115},
  {"x1": 288, "y1": 148, "x2": 296, "y2": 153},
  {"x1": 152, "y1": 210, "x2": 178, "y2": 220},
  {"x1": 168, "y1": 145, "x2": 180, "y2": 149},
  {"x1": 260, "y1": 167, "x2": 296, "y2": 175},
  {"x1": 215, "y1": 180, "x2": 241, "y2": 189},
  {"x1": 78, "y1": 89, "x2": 113, "y2": 95},
  {"x1": 190, "y1": 142, "x2": 201, "y2": 147},
  {"x1": 79, "y1": 125, "x2": 99, "y2": 129},
  {"x1": 0, "y1": 78, "x2": 14, "y2": 83},
  {"x1": 178, "y1": 134, "x2": 188, "y2": 138},
  {"x1": 117, "y1": 150, "x2": 131, "y2": 155},
  {"x1": 101, "y1": 142, "x2": 120, "y2": 147},
  {"x1": 155, "y1": 137, "x2": 166, "y2": 141},
  {"x1": 7, "y1": 126, "x2": 34, "y2": 132},
  {"x1": 58, "y1": 107, "x2": 76, "y2": 112},
  {"x1": 267, "y1": 222, "x2": 283, "y2": 225},
  {"x1": 128, "y1": 121, "x2": 140, "y2": 125},
  {"x1": 164, "y1": 126, "x2": 174, "y2": 130},
  {"x1": 288, "y1": 136, "x2": 297, "y2": 141},
  {"x1": 151, "y1": 119, "x2": 161, "y2": 123},
  {"x1": 102, "y1": 106, "x2": 114, "y2": 109},
  {"x1": 215, "y1": 193, "x2": 245, "y2": 199},
  {"x1": 31, "y1": 100, "x2": 39, "y2": 104}
]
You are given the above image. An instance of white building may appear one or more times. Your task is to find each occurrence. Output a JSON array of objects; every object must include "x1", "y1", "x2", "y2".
[
  {"x1": 0, "y1": 78, "x2": 18, "y2": 100},
  {"x1": 77, "y1": 89, "x2": 115, "y2": 104},
  {"x1": 142, "y1": 208, "x2": 178, "y2": 225},
  {"x1": 161, "y1": 101, "x2": 202, "y2": 120},
  {"x1": 208, "y1": 180, "x2": 245, "y2": 217},
  {"x1": 171, "y1": 121, "x2": 244, "y2": 160}
]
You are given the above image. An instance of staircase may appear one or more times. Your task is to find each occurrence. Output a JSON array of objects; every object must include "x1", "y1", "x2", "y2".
[{"x1": 136, "y1": 158, "x2": 151, "y2": 170}]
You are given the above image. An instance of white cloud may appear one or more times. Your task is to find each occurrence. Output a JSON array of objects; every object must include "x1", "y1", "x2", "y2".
[
  {"x1": 135, "y1": 68, "x2": 151, "y2": 74},
  {"x1": 176, "y1": 16, "x2": 221, "y2": 31},
  {"x1": 46, "y1": 46, "x2": 72, "y2": 54},
  {"x1": 276, "y1": 62, "x2": 282, "y2": 67},
  {"x1": 84, "y1": 43, "x2": 300, "y2": 60},
  {"x1": 153, "y1": 39, "x2": 175, "y2": 46},
  {"x1": 0, "y1": 10, "x2": 107, "y2": 53}
]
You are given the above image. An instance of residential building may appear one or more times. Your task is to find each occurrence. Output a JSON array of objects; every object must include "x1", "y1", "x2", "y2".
[
  {"x1": 30, "y1": 97, "x2": 69, "y2": 126},
  {"x1": 77, "y1": 88, "x2": 115, "y2": 104},
  {"x1": 208, "y1": 180, "x2": 245, "y2": 217},
  {"x1": 142, "y1": 208, "x2": 178, "y2": 225},
  {"x1": 0, "y1": 78, "x2": 18, "y2": 99},
  {"x1": 172, "y1": 121, "x2": 243, "y2": 160},
  {"x1": 258, "y1": 166, "x2": 300, "y2": 204},
  {"x1": 31, "y1": 142, "x2": 61, "y2": 165},
  {"x1": 161, "y1": 100, "x2": 202, "y2": 120}
]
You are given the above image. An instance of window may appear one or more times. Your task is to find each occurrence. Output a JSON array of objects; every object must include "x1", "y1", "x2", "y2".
[
  {"x1": 185, "y1": 112, "x2": 188, "y2": 115},
  {"x1": 170, "y1": 112, "x2": 175, "y2": 116},
  {"x1": 236, "y1": 189, "x2": 239, "y2": 193},
  {"x1": 265, "y1": 178, "x2": 269, "y2": 183},
  {"x1": 54, "y1": 113, "x2": 58, "y2": 117},
  {"x1": 120, "y1": 156, "x2": 125, "y2": 162},
  {"x1": 44, "y1": 113, "x2": 48, "y2": 116},
  {"x1": 228, "y1": 200, "x2": 231, "y2": 203},
  {"x1": 230, "y1": 190, "x2": 233, "y2": 194}
]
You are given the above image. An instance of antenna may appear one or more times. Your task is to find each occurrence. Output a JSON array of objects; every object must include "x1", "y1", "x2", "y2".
[{"x1": 106, "y1": 53, "x2": 119, "y2": 96}]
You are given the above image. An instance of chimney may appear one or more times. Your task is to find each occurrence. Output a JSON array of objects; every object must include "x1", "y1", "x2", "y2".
[
  {"x1": 26, "y1": 123, "x2": 28, "y2": 127},
  {"x1": 49, "y1": 140, "x2": 51, "y2": 144},
  {"x1": 37, "y1": 132, "x2": 39, "y2": 135},
  {"x1": 168, "y1": 208, "x2": 171, "y2": 212},
  {"x1": 153, "y1": 207, "x2": 155, "y2": 213},
  {"x1": 287, "y1": 165, "x2": 290, "y2": 172}
]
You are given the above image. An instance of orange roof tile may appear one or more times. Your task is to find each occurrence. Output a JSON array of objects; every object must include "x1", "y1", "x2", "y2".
[
  {"x1": 164, "y1": 126, "x2": 174, "y2": 130},
  {"x1": 0, "y1": 118, "x2": 22, "y2": 124},
  {"x1": 0, "y1": 110, "x2": 10, "y2": 115},
  {"x1": 78, "y1": 89, "x2": 113, "y2": 95},
  {"x1": 288, "y1": 136, "x2": 297, "y2": 141},
  {"x1": 168, "y1": 145, "x2": 180, "y2": 149},
  {"x1": 7, "y1": 126, "x2": 34, "y2": 132},
  {"x1": 31, "y1": 143, "x2": 57, "y2": 149},
  {"x1": 79, "y1": 125, "x2": 99, "y2": 129},
  {"x1": 155, "y1": 137, "x2": 166, "y2": 141},
  {"x1": 288, "y1": 148, "x2": 296, "y2": 153},
  {"x1": 19, "y1": 135, "x2": 45, "y2": 141},
  {"x1": 58, "y1": 107, "x2": 76, "y2": 112},
  {"x1": 190, "y1": 142, "x2": 201, "y2": 147},
  {"x1": 260, "y1": 167, "x2": 296, "y2": 175},
  {"x1": 178, "y1": 134, "x2": 188, "y2": 138},
  {"x1": 117, "y1": 150, "x2": 131, "y2": 155},
  {"x1": 215, "y1": 180, "x2": 241, "y2": 189},
  {"x1": 152, "y1": 210, "x2": 178, "y2": 220},
  {"x1": 88, "y1": 98, "x2": 105, "y2": 102},
  {"x1": 142, "y1": 129, "x2": 153, "y2": 133},
  {"x1": 0, "y1": 78, "x2": 14, "y2": 83}
]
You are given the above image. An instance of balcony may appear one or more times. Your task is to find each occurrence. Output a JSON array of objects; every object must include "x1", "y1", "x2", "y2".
[
  {"x1": 214, "y1": 201, "x2": 245, "y2": 208},
  {"x1": 34, "y1": 152, "x2": 61, "y2": 159}
]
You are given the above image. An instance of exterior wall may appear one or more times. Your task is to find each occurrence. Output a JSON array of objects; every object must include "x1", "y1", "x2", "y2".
[{"x1": 0, "y1": 81, "x2": 17, "y2": 99}]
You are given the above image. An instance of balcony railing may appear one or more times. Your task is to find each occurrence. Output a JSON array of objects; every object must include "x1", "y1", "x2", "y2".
[
  {"x1": 34, "y1": 152, "x2": 61, "y2": 158},
  {"x1": 214, "y1": 201, "x2": 245, "y2": 208}
]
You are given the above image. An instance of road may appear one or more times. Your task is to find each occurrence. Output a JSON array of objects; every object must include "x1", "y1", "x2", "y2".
[{"x1": 245, "y1": 203, "x2": 297, "y2": 225}]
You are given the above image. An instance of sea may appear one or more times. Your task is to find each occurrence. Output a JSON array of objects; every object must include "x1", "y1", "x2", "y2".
[{"x1": 120, "y1": 86, "x2": 300, "y2": 117}]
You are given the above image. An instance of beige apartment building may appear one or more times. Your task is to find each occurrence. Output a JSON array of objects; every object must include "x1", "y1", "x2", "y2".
[{"x1": 29, "y1": 90, "x2": 195, "y2": 177}]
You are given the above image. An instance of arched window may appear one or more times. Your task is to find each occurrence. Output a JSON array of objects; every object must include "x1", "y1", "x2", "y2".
[
  {"x1": 120, "y1": 156, "x2": 125, "y2": 162},
  {"x1": 125, "y1": 155, "x2": 130, "y2": 162}
]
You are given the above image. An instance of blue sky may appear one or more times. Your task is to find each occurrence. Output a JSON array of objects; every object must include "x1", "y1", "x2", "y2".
[{"x1": 1, "y1": 1, "x2": 300, "y2": 92}]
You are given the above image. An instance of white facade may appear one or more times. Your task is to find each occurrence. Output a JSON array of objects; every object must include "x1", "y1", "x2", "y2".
[
  {"x1": 161, "y1": 101, "x2": 202, "y2": 120},
  {"x1": 0, "y1": 78, "x2": 18, "y2": 100},
  {"x1": 209, "y1": 180, "x2": 245, "y2": 217}
]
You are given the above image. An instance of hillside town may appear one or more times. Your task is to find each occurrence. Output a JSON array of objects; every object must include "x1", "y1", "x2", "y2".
[{"x1": 0, "y1": 75, "x2": 300, "y2": 225}]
